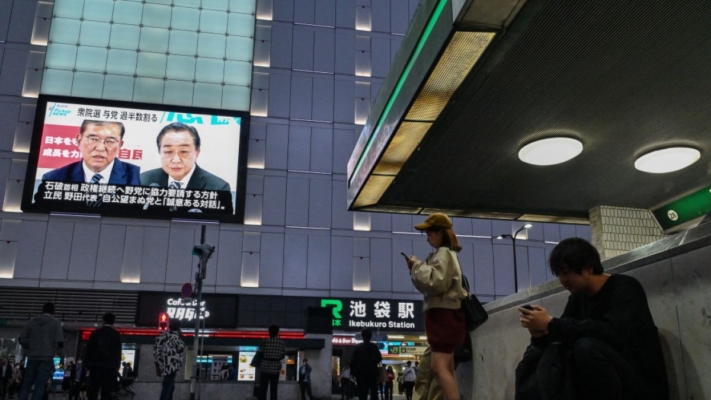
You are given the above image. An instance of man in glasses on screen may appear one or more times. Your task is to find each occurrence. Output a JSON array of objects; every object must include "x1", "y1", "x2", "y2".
[
  {"x1": 140, "y1": 122, "x2": 231, "y2": 192},
  {"x1": 41, "y1": 120, "x2": 141, "y2": 185}
]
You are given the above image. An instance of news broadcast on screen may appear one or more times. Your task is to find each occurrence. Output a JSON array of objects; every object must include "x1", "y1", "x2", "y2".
[{"x1": 22, "y1": 96, "x2": 249, "y2": 222}]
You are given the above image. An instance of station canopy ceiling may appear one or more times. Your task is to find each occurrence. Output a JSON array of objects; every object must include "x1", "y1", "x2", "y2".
[{"x1": 347, "y1": 0, "x2": 711, "y2": 225}]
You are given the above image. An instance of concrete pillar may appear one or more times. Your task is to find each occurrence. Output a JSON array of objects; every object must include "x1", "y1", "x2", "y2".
[
  {"x1": 302, "y1": 333, "x2": 333, "y2": 399},
  {"x1": 589, "y1": 206, "x2": 665, "y2": 260}
]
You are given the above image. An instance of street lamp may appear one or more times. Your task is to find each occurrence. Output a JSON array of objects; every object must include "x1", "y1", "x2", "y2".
[{"x1": 496, "y1": 223, "x2": 533, "y2": 292}]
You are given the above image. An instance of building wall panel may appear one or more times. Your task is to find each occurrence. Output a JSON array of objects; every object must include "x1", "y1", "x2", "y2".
[
  {"x1": 67, "y1": 222, "x2": 101, "y2": 281},
  {"x1": 14, "y1": 220, "x2": 47, "y2": 280},
  {"x1": 330, "y1": 235, "x2": 352, "y2": 290},
  {"x1": 308, "y1": 179, "x2": 332, "y2": 228},
  {"x1": 94, "y1": 224, "x2": 126, "y2": 282},
  {"x1": 260, "y1": 232, "x2": 285, "y2": 288},
  {"x1": 262, "y1": 176, "x2": 287, "y2": 226},
  {"x1": 370, "y1": 238, "x2": 392, "y2": 292},
  {"x1": 139, "y1": 227, "x2": 170, "y2": 284},
  {"x1": 307, "y1": 234, "x2": 330, "y2": 289},
  {"x1": 286, "y1": 177, "x2": 310, "y2": 226},
  {"x1": 313, "y1": 29, "x2": 335, "y2": 73},
  {"x1": 283, "y1": 233, "x2": 308, "y2": 288},
  {"x1": 164, "y1": 227, "x2": 195, "y2": 285},
  {"x1": 215, "y1": 230, "x2": 243, "y2": 288},
  {"x1": 40, "y1": 221, "x2": 74, "y2": 280}
]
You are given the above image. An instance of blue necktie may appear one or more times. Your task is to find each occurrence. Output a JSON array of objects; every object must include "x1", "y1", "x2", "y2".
[
  {"x1": 169, "y1": 182, "x2": 181, "y2": 210},
  {"x1": 87, "y1": 174, "x2": 103, "y2": 206}
]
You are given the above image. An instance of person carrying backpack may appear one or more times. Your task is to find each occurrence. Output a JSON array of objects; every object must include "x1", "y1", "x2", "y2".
[{"x1": 401, "y1": 361, "x2": 417, "y2": 400}]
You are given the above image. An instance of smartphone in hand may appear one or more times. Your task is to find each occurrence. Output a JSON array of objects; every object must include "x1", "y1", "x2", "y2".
[
  {"x1": 401, "y1": 252, "x2": 409, "y2": 260},
  {"x1": 521, "y1": 304, "x2": 534, "y2": 310}
]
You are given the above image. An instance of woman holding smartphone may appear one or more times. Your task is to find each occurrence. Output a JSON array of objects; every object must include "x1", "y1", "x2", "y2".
[{"x1": 404, "y1": 213, "x2": 467, "y2": 400}]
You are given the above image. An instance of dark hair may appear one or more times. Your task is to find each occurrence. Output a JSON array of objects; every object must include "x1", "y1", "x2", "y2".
[
  {"x1": 549, "y1": 237, "x2": 604, "y2": 276},
  {"x1": 102, "y1": 313, "x2": 115, "y2": 325},
  {"x1": 42, "y1": 302, "x2": 55, "y2": 314},
  {"x1": 361, "y1": 329, "x2": 372, "y2": 342},
  {"x1": 268, "y1": 324, "x2": 280, "y2": 338},
  {"x1": 80, "y1": 120, "x2": 126, "y2": 139},
  {"x1": 156, "y1": 122, "x2": 201, "y2": 151},
  {"x1": 424, "y1": 226, "x2": 462, "y2": 252}
]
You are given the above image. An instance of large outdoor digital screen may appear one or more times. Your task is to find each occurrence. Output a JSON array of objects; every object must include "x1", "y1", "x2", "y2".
[{"x1": 22, "y1": 95, "x2": 249, "y2": 222}]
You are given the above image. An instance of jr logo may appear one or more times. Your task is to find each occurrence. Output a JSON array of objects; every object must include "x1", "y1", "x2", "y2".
[{"x1": 321, "y1": 299, "x2": 343, "y2": 327}]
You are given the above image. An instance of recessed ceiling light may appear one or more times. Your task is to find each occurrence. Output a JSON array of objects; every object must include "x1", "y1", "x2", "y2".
[
  {"x1": 518, "y1": 137, "x2": 583, "y2": 166},
  {"x1": 634, "y1": 147, "x2": 700, "y2": 173}
]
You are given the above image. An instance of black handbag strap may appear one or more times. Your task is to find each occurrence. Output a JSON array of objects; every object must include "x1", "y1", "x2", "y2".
[{"x1": 461, "y1": 274, "x2": 472, "y2": 293}]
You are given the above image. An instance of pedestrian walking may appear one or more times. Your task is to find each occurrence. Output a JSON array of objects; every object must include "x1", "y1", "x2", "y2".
[
  {"x1": 8, "y1": 363, "x2": 22, "y2": 399},
  {"x1": 298, "y1": 358, "x2": 313, "y2": 400},
  {"x1": 85, "y1": 313, "x2": 122, "y2": 400},
  {"x1": 350, "y1": 329, "x2": 382, "y2": 400},
  {"x1": 256, "y1": 324, "x2": 286, "y2": 400},
  {"x1": 0, "y1": 358, "x2": 12, "y2": 400},
  {"x1": 67, "y1": 359, "x2": 86, "y2": 400},
  {"x1": 340, "y1": 364, "x2": 353, "y2": 400},
  {"x1": 18, "y1": 302, "x2": 64, "y2": 400},
  {"x1": 384, "y1": 366, "x2": 394, "y2": 400},
  {"x1": 401, "y1": 361, "x2": 416, "y2": 400},
  {"x1": 153, "y1": 319, "x2": 185, "y2": 400}
]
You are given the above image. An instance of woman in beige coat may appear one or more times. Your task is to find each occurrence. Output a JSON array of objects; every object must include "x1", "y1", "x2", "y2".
[{"x1": 405, "y1": 213, "x2": 467, "y2": 400}]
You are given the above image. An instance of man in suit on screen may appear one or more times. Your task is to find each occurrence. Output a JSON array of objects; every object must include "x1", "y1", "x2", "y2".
[
  {"x1": 41, "y1": 120, "x2": 140, "y2": 185},
  {"x1": 140, "y1": 122, "x2": 231, "y2": 192}
]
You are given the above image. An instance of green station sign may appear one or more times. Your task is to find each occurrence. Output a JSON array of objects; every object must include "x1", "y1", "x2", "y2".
[
  {"x1": 652, "y1": 185, "x2": 711, "y2": 231},
  {"x1": 319, "y1": 298, "x2": 423, "y2": 332}
]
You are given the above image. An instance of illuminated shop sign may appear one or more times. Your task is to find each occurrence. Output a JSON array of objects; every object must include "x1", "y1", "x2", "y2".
[
  {"x1": 136, "y1": 292, "x2": 237, "y2": 329},
  {"x1": 320, "y1": 298, "x2": 423, "y2": 332},
  {"x1": 166, "y1": 298, "x2": 210, "y2": 321},
  {"x1": 332, "y1": 336, "x2": 362, "y2": 346},
  {"x1": 388, "y1": 345, "x2": 427, "y2": 355}
]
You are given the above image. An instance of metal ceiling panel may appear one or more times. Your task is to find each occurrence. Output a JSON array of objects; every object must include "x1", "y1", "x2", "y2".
[{"x1": 371, "y1": 0, "x2": 711, "y2": 220}]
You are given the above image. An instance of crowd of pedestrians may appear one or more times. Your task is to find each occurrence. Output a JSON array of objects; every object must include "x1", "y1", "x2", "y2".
[
  {"x1": 3, "y1": 215, "x2": 668, "y2": 400},
  {"x1": 341, "y1": 333, "x2": 420, "y2": 400},
  {"x1": 9, "y1": 304, "x2": 133, "y2": 400}
]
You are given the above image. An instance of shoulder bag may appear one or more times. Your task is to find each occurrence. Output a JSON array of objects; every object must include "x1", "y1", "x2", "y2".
[
  {"x1": 250, "y1": 350, "x2": 264, "y2": 369},
  {"x1": 461, "y1": 274, "x2": 488, "y2": 331}
]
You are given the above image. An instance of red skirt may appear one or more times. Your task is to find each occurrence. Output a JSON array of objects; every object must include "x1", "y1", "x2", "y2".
[{"x1": 424, "y1": 308, "x2": 466, "y2": 353}]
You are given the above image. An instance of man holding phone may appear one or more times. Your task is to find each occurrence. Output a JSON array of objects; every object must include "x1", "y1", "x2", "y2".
[{"x1": 518, "y1": 238, "x2": 668, "y2": 400}]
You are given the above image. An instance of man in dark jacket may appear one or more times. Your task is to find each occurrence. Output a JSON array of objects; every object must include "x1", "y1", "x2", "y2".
[
  {"x1": 19, "y1": 302, "x2": 64, "y2": 400},
  {"x1": 85, "y1": 313, "x2": 122, "y2": 400},
  {"x1": 350, "y1": 329, "x2": 382, "y2": 400},
  {"x1": 298, "y1": 358, "x2": 313, "y2": 400},
  {"x1": 519, "y1": 238, "x2": 669, "y2": 400},
  {"x1": 40, "y1": 120, "x2": 140, "y2": 185}
]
